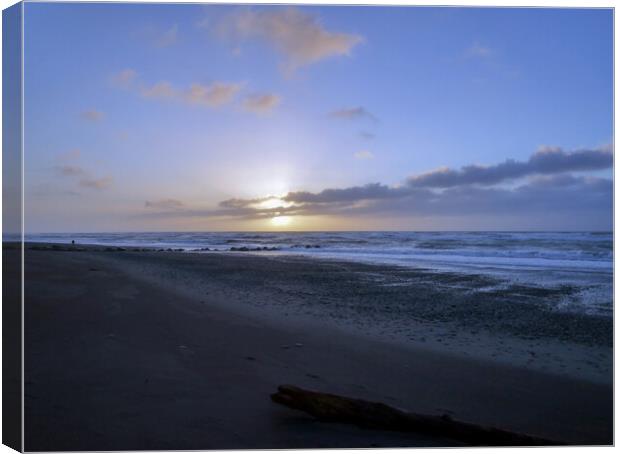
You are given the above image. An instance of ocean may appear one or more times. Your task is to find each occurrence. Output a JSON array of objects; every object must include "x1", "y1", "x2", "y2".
[{"x1": 22, "y1": 231, "x2": 613, "y2": 316}]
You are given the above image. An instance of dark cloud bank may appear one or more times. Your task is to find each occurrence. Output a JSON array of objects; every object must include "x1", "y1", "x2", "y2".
[
  {"x1": 407, "y1": 146, "x2": 612, "y2": 189},
  {"x1": 146, "y1": 146, "x2": 613, "y2": 229}
]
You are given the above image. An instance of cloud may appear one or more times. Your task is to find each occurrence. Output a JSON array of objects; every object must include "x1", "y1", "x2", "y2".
[
  {"x1": 145, "y1": 199, "x2": 185, "y2": 210},
  {"x1": 157, "y1": 24, "x2": 178, "y2": 47},
  {"x1": 138, "y1": 173, "x2": 611, "y2": 230},
  {"x1": 56, "y1": 165, "x2": 86, "y2": 177},
  {"x1": 218, "y1": 196, "x2": 274, "y2": 209},
  {"x1": 217, "y1": 7, "x2": 363, "y2": 72},
  {"x1": 141, "y1": 81, "x2": 176, "y2": 99},
  {"x1": 216, "y1": 146, "x2": 612, "y2": 224},
  {"x1": 464, "y1": 42, "x2": 493, "y2": 59},
  {"x1": 112, "y1": 67, "x2": 243, "y2": 109},
  {"x1": 407, "y1": 146, "x2": 612, "y2": 188},
  {"x1": 529, "y1": 145, "x2": 612, "y2": 172},
  {"x1": 525, "y1": 173, "x2": 590, "y2": 188},
  {"x1": 282, "y1": 183, "x2": 404, "y2": 205},
  {"x1": 79, "y1": 177, "x2": 113, "y2": 190},
  {"x1": 185, "y1": 82, "x2": 242, "y2": 107},
  {"x1": 243, "y1": 93, "x2": 281, "y2": 114},
  {"x1": 80, "y1": 110, "x2": 105, "y2": 122},
  {"x1": 359, "y1": 131, "x2": 375, "y2": 140},
  {"x1": 354, "y1": 150, "x2": 374, "y2": 160},
  {"x1": 356, "y1": 176, "x2": 612, "y2": 221},
  {"x1": 330, "y1": 106, "x2": 377, "y2": 122},
  {"x1": 140, "y1": 80, "x2": 242, "y2": 107},
  {"x1": 211, "y1": 175, "x2": 611, "y2": 223},
  {"x1": 111, "y1": 68, "x2": 138, "y2": 88},
  {"x1": 55, "y1": 151, "x2": 112, "y2": 191},
  {"x1": 139, "y1": 145, "x2": 612, "y2": 230}
]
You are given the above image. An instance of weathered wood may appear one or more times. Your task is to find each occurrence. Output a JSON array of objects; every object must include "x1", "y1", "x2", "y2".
[{"x1": 271, "y1": 385, "x2": 564, "y2": 446}]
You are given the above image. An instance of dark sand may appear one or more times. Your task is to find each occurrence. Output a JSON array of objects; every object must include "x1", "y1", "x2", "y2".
[{"x1": 20, "y1": 245, "x2": 612, "y2": 450}]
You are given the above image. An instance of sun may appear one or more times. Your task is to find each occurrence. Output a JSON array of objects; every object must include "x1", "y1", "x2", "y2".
[{"x1": 271, "y1": 216, "x2": 292, "y2": 227}]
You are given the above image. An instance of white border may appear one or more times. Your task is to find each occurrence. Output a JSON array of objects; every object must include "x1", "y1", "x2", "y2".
[{"x1": 0, "y1": 1, "x2": 616, "y2": 454}]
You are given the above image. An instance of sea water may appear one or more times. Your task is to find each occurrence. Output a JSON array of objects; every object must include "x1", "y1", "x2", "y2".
[{"x1": 23, "y1": 231, "x2": 613, "y2": 316}]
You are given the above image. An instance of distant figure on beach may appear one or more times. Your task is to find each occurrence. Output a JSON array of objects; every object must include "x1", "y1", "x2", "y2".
[{"x1": 71, "y1": 240, "x2": 75, "y2": 245}]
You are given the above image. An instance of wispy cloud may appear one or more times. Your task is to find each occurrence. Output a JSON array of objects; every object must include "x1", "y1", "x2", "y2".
[
  {"x1": 354, "y1": 150, "x2": 374, "y2": 160},
  {"x1": 196, "y1": 16, "x2": 209, "y2": 29},
  {"x1": 56, "y1": 165, "x2": 86, "y2": 177},
  {"x1": 359, "y1": 131, "x2": 375, "y2": 140},
  {"x1": 464, "y1": 42, "x2": 493, "y2": 59},
  {"x1": 79, "y1": 177, "x2": 113, "y2": 190},
  {"x1": 55, "y1": 152, "x2": 113, "y2": 191},
  {"x1": 243, "y1": 93, "x2": 281, "y2": 114},
  {"x1": 111, "y1": 68, "x2": 138, "y2": 88},
  {"x1": 330, "y1": 106, "x2": 377, "y2": 122},
  {"x1": 80, "y1": 110, "x2": 105, "y2": 122},
  {"x1": 216, "y1": 7, "x2": 363, "y2": 73},
  {"x1": 186, "y1": 82, "x2": 242, "y2": 107},
  {"x1": 145, "y1": 199, "x2": 185, "y2": 210},
  {"x1": 140, "y1": 81, "x2": 176, "y2": 99},
  {"x1": 157, "y1": 24, "x2": 178, "y2": 47},
  {"x1": 139, "y1": 80, "x2": 243, "y2": 108},
  {"x1": 112, "y1": 67, "x2": 245, "y2": 109}
]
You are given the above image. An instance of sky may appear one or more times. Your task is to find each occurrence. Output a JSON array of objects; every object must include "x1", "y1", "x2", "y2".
[{"x1": 22, "y1": 3, "x2": 613, "y2": 232}]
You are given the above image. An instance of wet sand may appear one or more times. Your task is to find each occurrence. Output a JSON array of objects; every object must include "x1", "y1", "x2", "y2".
[{"x1": 20, "y1": 245, "x2": 612, "y2": 450}]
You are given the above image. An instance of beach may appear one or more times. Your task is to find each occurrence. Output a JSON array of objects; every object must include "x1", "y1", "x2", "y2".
[{"x1": 20, "y1": 244, "x2": 612, "y2": 450}]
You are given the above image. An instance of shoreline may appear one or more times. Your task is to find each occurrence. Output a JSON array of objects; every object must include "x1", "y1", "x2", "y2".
[
  {"x1": 20, "y1": 243, "x2": 613, "y2": 449},
  {"x1": 18, "y1": 241, "x2": 612, "y2": 383}
]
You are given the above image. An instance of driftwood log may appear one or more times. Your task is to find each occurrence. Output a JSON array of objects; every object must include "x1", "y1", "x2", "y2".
[{"x1": 271, "y1": 385, "x2": 563, "y2": 446}]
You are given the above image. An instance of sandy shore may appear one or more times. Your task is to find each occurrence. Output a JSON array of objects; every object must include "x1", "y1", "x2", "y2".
[{"x1": 20, "y1": 245, "x2": 612, "y2": 450}]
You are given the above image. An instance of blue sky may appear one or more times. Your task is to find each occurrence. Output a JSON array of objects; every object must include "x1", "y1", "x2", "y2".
[{"x1": 22, "y1": 3, "x2": 613, "y2": 231}]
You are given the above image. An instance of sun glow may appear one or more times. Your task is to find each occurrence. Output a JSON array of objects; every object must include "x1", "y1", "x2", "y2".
[
  {"x1": 254, "y1": 197, "x2": 292, "y2": 210},
  {"x1": 271, "y1": 215, "x2": 292, "y2": 227}
]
